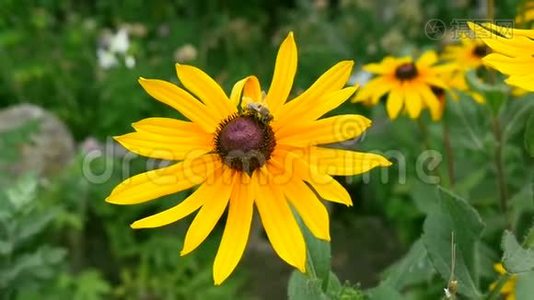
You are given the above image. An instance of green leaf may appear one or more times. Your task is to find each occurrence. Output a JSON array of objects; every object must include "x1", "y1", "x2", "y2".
[
  {"x1": 381, "y1": 239, "x2": 435, "y2": 289},
  {"x1": 304, "y1": 229, "x2": 331, "y2": 291},
  {"x1": 0, "y1": 240, "x2": 13, "y2": 255},
  {"x1": 6, "y1": 173, "x2": 38, "y2": 211},
  {"x1": 17, "y1": 210, "x2": 57, "y2": 242},
  {"x1": 501, "y1": 230, "x2": 534, "y2": 273},
  {"x1": 366, "y1": 283, "x2": 403, "y2": 300},
  {"x1": 465, "y1": 70, "x2": 508, "y2": 116},
  {"x1": 422, "y1": 186, "x2": 485, "y2": 298},
  {"x1": 327, "y1": 272, "x2": 365, "y2": 299},
  {"x1": 516, "y1": 270, "x2": 534, "y2": 299},
  {"x1": 73, "y1": 270, "x2": 112, "y2": 300},
  {"x1": 525, "y1": 113, "x2": 534, "y2": 157},
  {"x1": 295, "y1": 213, "x2": 331, "y2": 291},
  {"x1": 288, "y1": 271, "x2": 328, "y2": 300}
]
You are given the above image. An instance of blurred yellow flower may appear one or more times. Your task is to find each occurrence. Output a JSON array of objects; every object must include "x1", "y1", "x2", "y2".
[
  {"x1": 516, "y1": 0, "x2": 534, "y2": 25},
  {"x1": 106, "y1": 32, "x2": 391, "y2": 284},
  {"x1": 442, "y1": 37, "x2": 488, "y2": 70},
  {"x1": 490, "y1": 263, "x2": 517, "y2": 300},
  {"x1": 468, "y1": 22, "x2": 534, "y2": 91},
  {"x1": 353, "y1": 51, "x2": 454, "y2": 120},
  {"x1": 441, "y1": 37, "x2": 487, "y2": 104}
]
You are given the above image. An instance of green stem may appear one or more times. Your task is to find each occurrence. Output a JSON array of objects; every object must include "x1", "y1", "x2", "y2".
[
  {"x1": 443, "y1": 121, "x2": 455, "y2": 187},
  {"x1": 487, "y1": 0, "x2": 495, "y2": 20},
  {"x1": 417, "y1": 118, "x2": 431, "y2": 150},
  {"x1": 491, "y1": 117, "x2": 509, "y2": 223}
]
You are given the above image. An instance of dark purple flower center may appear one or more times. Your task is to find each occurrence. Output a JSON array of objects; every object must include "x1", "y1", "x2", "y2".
[
  {"x1": 395, "y1": 62, "x2": 418, "y2": 80},
  {"x1": 430, "y1": 86, "x2": 445, "y2": 101},
  {"x1": 215, "y1": 114, "x2": 275, "y2": 173},
  {"x1": 473, "y1": 44, "x2": 488, "y2": 57}
]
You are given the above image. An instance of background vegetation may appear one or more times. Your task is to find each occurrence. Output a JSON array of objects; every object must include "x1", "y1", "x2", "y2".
[{"x1": 0, "y1": 0, "x2": 532, "y2": 299}]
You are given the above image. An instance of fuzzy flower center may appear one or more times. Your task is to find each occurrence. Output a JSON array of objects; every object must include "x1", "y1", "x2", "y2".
[
  {"x1": 473, "y1": 44, "x2": 488, "y2": 58},
  {"x1": 431, "y1": 86, "x2": 445, "y2": 101},
  {"x1": 395, "y1": 62, "x2": 418, "y2": 80},
  {"x1": 215, "y1": 114, "x2": 275, "y2": 173}
]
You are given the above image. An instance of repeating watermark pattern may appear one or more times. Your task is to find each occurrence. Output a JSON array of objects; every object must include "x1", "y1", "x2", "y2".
[
  {"x1": 81, "y1": 137, "x2": 445, "y2": 188},
  {"x1": 424, "y1": 19, "x2": 514, "y2": 40}
]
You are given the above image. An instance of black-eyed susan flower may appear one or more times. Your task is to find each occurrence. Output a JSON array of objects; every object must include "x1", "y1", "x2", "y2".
[
  {"x1": 353, "y1": 51, "x2": 454, "y2": 120},
  {"x1": 490, "y1": 263, "x2": 517, "y2": 300},
  {"x1": 106, "y1": 32, "x2": 391, "y2": 284},
  {"x1": 442, "y1": 36, "x2": 488, "y2": 70},
  {"x1": 468, "y1": 22, "x2": 534, "y2": 91},
  {"x1": 516, "y1": 0, "x2": 534, "y2": 26},
  {"x1": 440, "y1": 37, "x2": 487, "y2": 104}
]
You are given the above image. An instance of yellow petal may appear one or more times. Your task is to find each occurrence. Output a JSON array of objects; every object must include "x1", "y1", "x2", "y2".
[
  {"x1": 264, "y1": 32, "x2": 297, "y2": 115},
  {"x1": 416, "y1": 51, "x2": 438, "y2": 68},
  {"x1": 175, "y1": 64, "x2": 236, "y2": 119},
  {"x1": 282, "y1": 177, "x2": 330, "y2": 240},
  {"x1": 106, "y1": 154, "x2": 219, "y2": 205},
  {"x1": 273, "y1": 87, "x2": 358, "y2": 132},
  {"x1": 403, "y1": 82, "x2": 423, "y2": 119},
  {"x1": 114, "y1": 128, "x2": 212, "y2": 161},
  {"x1": 213, "y1": 173, "x2": 254, "y2": 285},
  {"x1": 386, "y1": 84, "x2": 404, "y2": 120},
  {"x1": 505, "y1": 73, "x2": 534, "y2": 91},
  {"x1": 431, "y1": 63, "x2": 459, "y2": 75},
  {"x1": 418, "y1": 84, "x2": 441, "y2": 121},
  {"x1": 132, "y1": 117, "x2": 204, "y2": 136},
  {"x1": 363, "y1": 62, "x2": 392, "y2": 74},
  {"x1": 276, "y1": 115, "x2": 371, "y2": 147},
  {"x1": 308, "y1": 147, "x2": 392, "y2": 175},
  {"x1": 230, "y1": 76, "x2": 262, "y2": 107},
  {"x1": 130, "y1": 178, "x2": 219, "y2": 228},
  {"x1": 354, "y1": 77, "x2": 395, "y2": 105},
  {"x1": 181, "y1": 168, "x2": 235, "y2": 256},
  {"x1": 253, "y1": 170, "x2": 306, "y2": 272},
  {"x1": 270, "y1": 150, "x2": 353, "y2": 206},
  {"x1": 277, "y1": 60, "x2": 354, "y2": 121},
  {"x1": 468, "y1": 23, "x2": 532, "y2": 57},
  {"x1": 421, "y1": 75, "x2": 448, "y2": 89},
  {"x1": 363, "y1": 57, "x2": 403, "y2": 74},
  {"x1": 138, "y1": 78, "x2": 219, "y2": 133},
  {"x1": 305, "y1": 173, "x2": 353, "y2": 206},
  {"x1": 483, "y1": 53, "x2": 534, "y2": 76},
  {"x1": 483, "y1": 21, "x2": 534, "y2": 39}
]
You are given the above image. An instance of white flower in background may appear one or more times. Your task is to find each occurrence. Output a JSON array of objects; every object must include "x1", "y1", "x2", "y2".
[
  {"x1": 125, "y1": 55, "x2": 136, "y2": 68},
  {"x1": 97, "y1": 48, "x2": 118, "y2": 70},
  {"x1": 174, "y1": 44, "x2": 198, "y2": 62},
  {"x1": 109, "y1": 28, "x2": 129, "y2": 54},
  {"x1": 349, "y1": 70, "x2": 372, "y2": 86},
  {"x1": 97, "y1": 27, "x2": 135, "y2": 70}
]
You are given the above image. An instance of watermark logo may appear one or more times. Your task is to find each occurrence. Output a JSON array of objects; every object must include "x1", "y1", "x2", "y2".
[
  {"x1": 424, "y1": 19, "x2": 446, "y2": 40},
  {"x1": 424, "y1": 19, "x2": 514, "y2": 40}
]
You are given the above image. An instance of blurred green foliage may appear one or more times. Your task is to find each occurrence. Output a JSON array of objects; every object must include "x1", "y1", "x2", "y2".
[{"x1": 1, "y1": 0, "x2": 534, "y2": 299}]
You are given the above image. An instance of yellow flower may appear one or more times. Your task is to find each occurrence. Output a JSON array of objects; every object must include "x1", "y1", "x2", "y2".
[
  {"x1": 353, "y1": 51, "x2": 454, "y2": 120},
  {"x1": 106, "y1": 32, "x2": 391, "y2": 284},
  {"x1": 468, "y1": 22, "x2": 534, "y2": 91},
  {"x1": 490, "y1": 263, "x2": 517, "y2": 300},
  {"x1": 516, "y1": 0, "x2": 534, "y2": 26},
  {"x1": 440, "y1": 37, "x2": 487, "y2": 105},
  {"x1": 442, "y1": 36, "x2": 488, "y2": 70}
]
